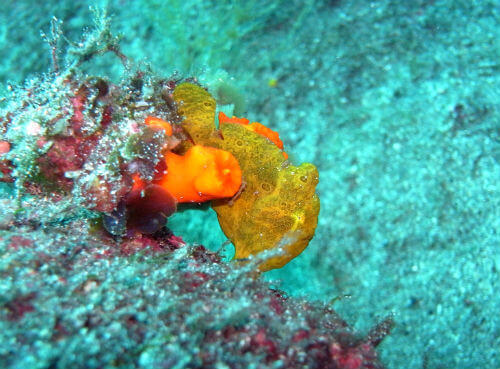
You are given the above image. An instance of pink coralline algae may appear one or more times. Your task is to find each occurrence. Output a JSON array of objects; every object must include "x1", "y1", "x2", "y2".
[{"x1": 0, "y1": 224, "x2": 390, "y2": 369}]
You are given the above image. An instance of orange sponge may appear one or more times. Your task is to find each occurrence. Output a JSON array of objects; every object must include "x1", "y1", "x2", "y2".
[
  {"x1": 155, "y1": 145, "x2": 242, "y2": 203},
  {"x1": 218, "y1": 113, "x2": 250, "y2": 126},
  {"x1": 218, "y1": 112, "x2": 287, "y2": 158},
  {"x1": 145, "y1": 116, "x2": 173, "y2": 136}
]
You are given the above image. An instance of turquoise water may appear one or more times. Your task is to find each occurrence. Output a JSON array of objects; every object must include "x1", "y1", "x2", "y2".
[{"x1": 1, "y1": 1, "x2": 500, "y2": 368}]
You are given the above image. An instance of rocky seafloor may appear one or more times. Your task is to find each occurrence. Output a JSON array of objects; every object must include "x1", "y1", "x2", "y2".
[{"x1": 0, "y1": 14, "x2": 389, "y2": 369}]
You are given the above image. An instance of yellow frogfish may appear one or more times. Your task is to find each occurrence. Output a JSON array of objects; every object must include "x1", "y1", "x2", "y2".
[{"x1": 172, "y1": 82, "x2": 320, "y2": 272}]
